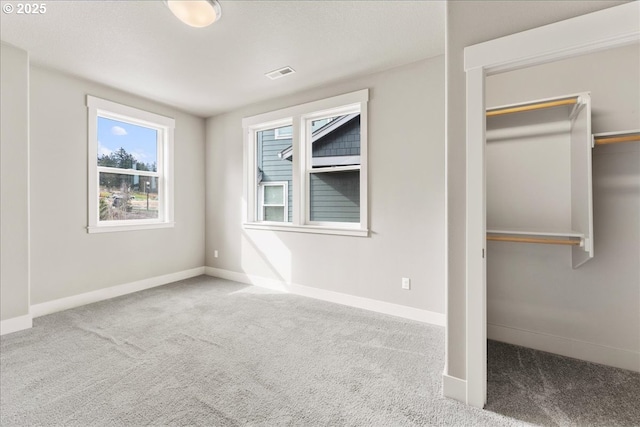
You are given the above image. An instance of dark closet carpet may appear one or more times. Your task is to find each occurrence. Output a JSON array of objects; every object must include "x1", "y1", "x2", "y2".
[{"x1": 487, "y1": 340, "x2": 640, "y2": 426}]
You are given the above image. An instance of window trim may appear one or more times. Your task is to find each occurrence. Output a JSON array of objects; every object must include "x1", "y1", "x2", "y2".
[
  {"x1": 86, "y1": 95, "x2": 175, "y2": 233},
  {"x1": 258, "y1": 181, "x2": 288, "y2": 223},
  {"x1": 242, "y1": 89, "x2": 368, "y2": 237}
]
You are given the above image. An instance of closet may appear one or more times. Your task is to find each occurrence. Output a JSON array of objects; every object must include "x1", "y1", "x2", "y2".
[
  {"x1": 486, "y1": 93, "x2": 594, "y2": 268},
  {"x1": 484, "y1": 41, "x2": 640, "y2": 372}
]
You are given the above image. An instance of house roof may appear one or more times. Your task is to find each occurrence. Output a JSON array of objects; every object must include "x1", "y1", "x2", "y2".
[{"x1": 277, "y1": 113, "x2": 360, "y2": 160}]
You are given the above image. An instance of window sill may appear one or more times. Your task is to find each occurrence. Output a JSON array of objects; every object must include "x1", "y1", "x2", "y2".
[
  {"x1": 87, "y1": 222, "x2": 175, "y2": 234},
  {"x1": 243, "y1": 222, "x2": 368, "y2": 237}
]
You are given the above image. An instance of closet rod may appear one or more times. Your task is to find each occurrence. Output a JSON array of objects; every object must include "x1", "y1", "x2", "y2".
[
  {"x1": 486, "y1": 98, "x2": 578, "y2": 117},
  {"x1": 486, "y1": 235, "x2": 581, "y2": 246},
  {"x1": 594, "y1": 133, "x2": 640, "y2": 146}
]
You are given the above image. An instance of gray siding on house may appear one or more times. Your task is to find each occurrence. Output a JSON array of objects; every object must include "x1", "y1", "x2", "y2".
[
  {"x1": 313, "y1": 117, "x2": 360, "y2": 159},
  {"x1": 310, "y1": 171, "x2": 360, "y2": 223},
  {"x1": 257, "y1": 129, "x2": 292, "y2": 221}
]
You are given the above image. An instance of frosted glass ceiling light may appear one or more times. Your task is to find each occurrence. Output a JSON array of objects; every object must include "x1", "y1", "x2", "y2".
[{"x1": 166, "y1": 0, "x2": 222, "y2": 28}]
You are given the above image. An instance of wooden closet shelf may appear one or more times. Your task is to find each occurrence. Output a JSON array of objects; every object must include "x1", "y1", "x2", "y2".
[
  {"x1": 487, "y1": 228, "x2": 584, "y2": 238},
  {"x1": 486, "y1": 235, "x2": 582, "y2": 246},
  {"x1": 486, "y1": 97, "x2": 578, "y2": 117}
]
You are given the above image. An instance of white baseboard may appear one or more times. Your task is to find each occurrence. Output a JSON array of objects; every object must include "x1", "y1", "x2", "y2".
[
  {"x1": 31, "y1": 267, "x2": 206, "y2": 318},
  {"x1": 442, "y1": 373, "x2": 467, "y2": 403},
  {"x1": 205, "y1": 267, "x2": 445, "y2": 326},
  {"x1": 0, "y1": 313, "x2": 33, "y2": 336},
  {"x1": 488, "y1": 323, "x2": 640, "y2": 372}
]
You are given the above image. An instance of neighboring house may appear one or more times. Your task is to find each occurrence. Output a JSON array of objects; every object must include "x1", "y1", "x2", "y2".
[{"x1": 256, "y1": 114, "x2": 361, "y2": 223}]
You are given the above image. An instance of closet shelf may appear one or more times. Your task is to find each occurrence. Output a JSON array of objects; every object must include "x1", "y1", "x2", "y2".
[
  {"x1": 486, "y1": 96, "x2": 580, "y2": 118},
  {"x1": 487, "y1": 228, "x2": 583, "y2": 238},
  {"x1": 487, "y1": 229, "x2": 584, "y2": 246},
  {"x1": 593, "y1": 130, "x2": 640, "y2": 146},
  {"x1": 487, "y1": 235, "x2": 582, "y2": 246}
]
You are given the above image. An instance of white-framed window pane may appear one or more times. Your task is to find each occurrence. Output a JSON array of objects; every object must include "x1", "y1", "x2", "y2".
[
  {"x1": 274, "y1": 125, "x2": 292, "y2": 140},
  {"x1": 311, "y1": 113, "x2": 360, "y2": 169},
  {"x1": 99, "y1": 173, "x2": 159, "y2": 221},
  {"x1": 256, "y1": 127, "x2": 292, "y2": 222},
  {"x1": 97, "y1": 117, "x2": 158, "y2": 172},
  {"x1": 260, "y1": 183, "x2": 287, "y2": 223},
  {"x1": 264, "y1": 185, "x2": 284, "y2": 205},
  {"x1": 309, "y1": 170, "x2": 360, "y2": 223},
  {"x1": 264, "y1": 206, "x2": 285, "y2": 222}
]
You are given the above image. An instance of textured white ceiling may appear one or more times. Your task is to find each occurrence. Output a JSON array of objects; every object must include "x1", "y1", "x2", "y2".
[{"x1": 0, "y1": 0, "x2": 445, "y2": 117}]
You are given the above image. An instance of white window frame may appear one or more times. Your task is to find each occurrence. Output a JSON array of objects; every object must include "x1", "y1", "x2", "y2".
[
  {"x1": 86, "y1": 95, "x2": 175, "y2": 233},
  {"x1": 243, "y1": 89, "x2": 368, "y2": 237},
  {"x1": 258, "y1": 181, "x2": 288, "y2": 222}
]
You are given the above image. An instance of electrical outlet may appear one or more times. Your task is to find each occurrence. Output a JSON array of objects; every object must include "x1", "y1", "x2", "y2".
[
  {"x1": 402, "y1": 277, "x2": 411, "y2": 290},
  {"x1": 214, "y1": 250, "x2": 219, "y2": 258}
]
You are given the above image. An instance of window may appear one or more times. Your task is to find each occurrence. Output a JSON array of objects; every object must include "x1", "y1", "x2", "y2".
[
  {"x1": 87, "y1": 96, "x2": 175, "y2": 233},
  {"x1": 243, "y1": 89, "x2": 368, "y2": 236},
  {"x1": 259, "y1": 182, "x2": 288, "y2": 222}
]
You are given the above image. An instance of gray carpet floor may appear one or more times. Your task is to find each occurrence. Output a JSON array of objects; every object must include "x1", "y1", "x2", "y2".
[
  {"x1": 487, "y1": 341, "x2": 640, "y2": 426},
  {"x1": 1, "y1": 275, "x2": 638, "y2": 426}
]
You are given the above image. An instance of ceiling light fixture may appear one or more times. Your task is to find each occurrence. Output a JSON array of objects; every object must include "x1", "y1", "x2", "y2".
[{"x1": 165, "y1": 0, "x2": 222, "y2": 28}]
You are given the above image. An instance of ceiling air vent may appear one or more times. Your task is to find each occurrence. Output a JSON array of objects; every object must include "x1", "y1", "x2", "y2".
[{"x1": 265, "y1": 66, "x2": 296, "y2": 80}]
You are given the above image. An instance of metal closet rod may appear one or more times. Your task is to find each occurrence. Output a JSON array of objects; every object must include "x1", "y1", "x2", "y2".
[
  {"x1": 486, "y1": 97, "x2": 578, "y2": 117},
  {"x1": 486, "y1": 235, "x2": 582, "y2": 246},
  {"x1": 594, "y1": 133, "x2": 640, "y2": 146}
]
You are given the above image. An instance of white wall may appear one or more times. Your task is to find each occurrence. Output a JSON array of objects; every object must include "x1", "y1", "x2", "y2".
[
  {"x1": 485, "y1": 43, "x2": 640, "y2": 370},
  {"x1": 0, "y1": 43, "x2": 30, "y2": 323},
  {"x1": 445, "y1": 0, "x2": 628, "y2": 385},
  {"x1": 206, "y1": 57, "x2": 445, "y2": 315},
  {"x1": 28, "y1": 66, "x2": 206, "y2": 305}
]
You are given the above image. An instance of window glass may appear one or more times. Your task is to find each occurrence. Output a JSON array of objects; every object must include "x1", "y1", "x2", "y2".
[
  {"x1": 97, "y1": 117, "x2": 158, "y2": 172},
  {"x1": 274, "y1": 125, "x2": 292, "y2": 139},
  {"x1": 264, "y1": 185, "x2": 284, "y2": 205},
  {"x1": 264, "y1": 206, "x2": 285, "y2": 222},
  {"x1": 309, "y1": 170, "x2": 360, "y2": 223},
  {"x1": 256, "y1": 127, "x2": 292, "y2": 222},
  {"x1": 99, "y1": 174, "x2": 159, "y2": 221},
  {"x1": 307, "y1": 108, "x2": 361, "y2": 224},
  {"x1": 311, "y1": 114, "x2": 360, "y2": 169}
]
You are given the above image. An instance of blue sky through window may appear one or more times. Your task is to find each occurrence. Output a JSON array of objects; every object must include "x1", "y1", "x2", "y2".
[{"x1": 97, "y1": 117, "x2": 157, "y2": 165}]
